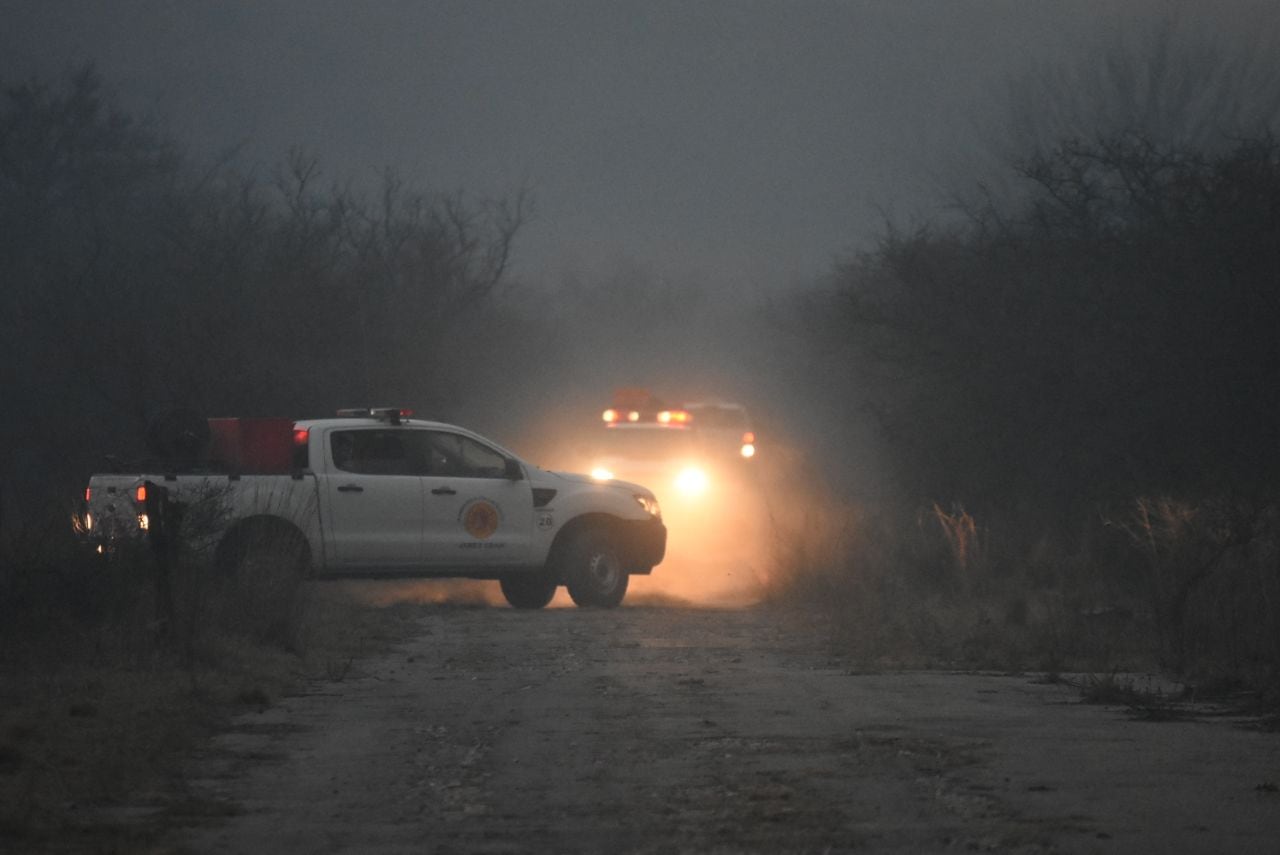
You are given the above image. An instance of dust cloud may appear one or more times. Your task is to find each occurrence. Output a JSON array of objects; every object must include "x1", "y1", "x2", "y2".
[{"x1": 331, "y1": 269, "x2": 847, "y2": 612}]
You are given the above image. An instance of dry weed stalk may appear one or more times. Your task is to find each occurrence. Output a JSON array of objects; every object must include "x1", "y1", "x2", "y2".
[
  {"x1": 1116, "y1": 496, "x2": 1264, "y2": 673},
  {"x1": 931, "y1": 503, "x2": 978, "y2": 571}
]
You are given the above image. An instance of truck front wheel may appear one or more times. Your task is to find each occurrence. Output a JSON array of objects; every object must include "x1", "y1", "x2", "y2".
[
  {"x1": 564, "y1": 528, "x2": 629, "y2": 608},
  {"x1": 499, "y1": 574, "x2": 558, "y2": 609}
]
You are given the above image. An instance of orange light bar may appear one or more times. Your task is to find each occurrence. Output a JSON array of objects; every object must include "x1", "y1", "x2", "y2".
[
  {"x1": 135, "y1": 484, "x2": 147, "y2": 503},
  {"x1": 602, "y1": 408, "x2": 619, "y2": 423},
  {"x1": 657, "y1": 409, "x2": 691, "y2": 425}
]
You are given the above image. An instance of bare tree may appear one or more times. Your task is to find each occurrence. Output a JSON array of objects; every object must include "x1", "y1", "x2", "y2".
[{"x1": 1005, "y1": 14, "x2": 1280, "y2": 157}]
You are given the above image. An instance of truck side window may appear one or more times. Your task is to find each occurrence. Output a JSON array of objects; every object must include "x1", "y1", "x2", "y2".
[
  {"x1": 423, "y1": 432, "x2": 507, "y2": 479},
  {"x1": 331, "y1": 432, "x2": 354, "y2": 470},
  {"x1": 331, "y1": 430, "x2": 431, "y2": 475}
]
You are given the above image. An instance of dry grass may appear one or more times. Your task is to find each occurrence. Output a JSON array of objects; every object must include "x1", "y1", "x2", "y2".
[
  {"x1": 763, "y1": 487, "x2": 1153, "y2": 675},
  {"x1": 1114, "y1": 497, "x2": 1280, "y2": 691},
  {"x1": 765, "y1": 483, "x2": 1280, "y2": 707}
]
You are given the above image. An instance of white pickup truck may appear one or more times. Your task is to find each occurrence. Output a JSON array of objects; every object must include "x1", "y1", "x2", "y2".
[{"x1": 78, "y1": 408, "x2": 666, "y2": 608}]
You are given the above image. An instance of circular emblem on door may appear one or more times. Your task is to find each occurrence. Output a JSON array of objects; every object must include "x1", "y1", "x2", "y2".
[{"x1": 460, "y1": 499, "x2": 501, "y2": 540}]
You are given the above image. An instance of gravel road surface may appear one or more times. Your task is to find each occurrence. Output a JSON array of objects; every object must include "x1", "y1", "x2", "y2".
[{"x1": 184, "y1": 603, "x2": 1280, "y2": 854}]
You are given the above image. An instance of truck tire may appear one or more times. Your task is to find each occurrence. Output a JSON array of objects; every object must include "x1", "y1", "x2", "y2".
[
  {"x1": 217, "y1": 521, "x2": 310, "y2": 646},
  {"x1": 563, "y1": 528, "x2": 629, "y2": 608},
  {"x1": 499, "y1": 574, "x2": 558, "y2": 609},
  {"x1": 217, "y1": 521, "x2": 309, "y2": 582}
]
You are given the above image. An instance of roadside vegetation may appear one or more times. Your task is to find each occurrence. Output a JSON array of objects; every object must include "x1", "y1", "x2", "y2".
[
  {"x1": 764, "y1": 21, "x2": 1280, "y2": 704},
  {"x1": 0, "y1": 510, "x2": 424, "y2": 851}
]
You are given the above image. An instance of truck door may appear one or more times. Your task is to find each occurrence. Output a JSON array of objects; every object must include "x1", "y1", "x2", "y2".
[
  {"x1": 319, "y1": 428, "x2": 426, "y2": 569},
  {"x1": 418, "y1": 430, "x2": 535, "y2": 567}
]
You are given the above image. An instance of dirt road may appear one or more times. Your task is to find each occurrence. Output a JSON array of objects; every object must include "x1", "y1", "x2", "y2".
[{"x1": 183, "y1": 602, "x2": 1280, "y2": 854}]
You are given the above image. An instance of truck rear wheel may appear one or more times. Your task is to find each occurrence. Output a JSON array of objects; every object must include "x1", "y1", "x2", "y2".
[
  {"x1": 218, "y1": 522, "x2": 309, "y2": 581},
  {"x1": 499, "y1": 574, "x2": 558, "y2": 609},
  {"x1": 215, "y1": 521, "x2": 310, "y2": 646},
  {"x1": 564, "y1": 528, "x2": 629, "y2": 608}
]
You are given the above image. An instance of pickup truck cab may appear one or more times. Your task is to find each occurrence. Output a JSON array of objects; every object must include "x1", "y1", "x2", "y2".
[{"x1": 79, "y1": 409, "x2": 666, "y2": 608}]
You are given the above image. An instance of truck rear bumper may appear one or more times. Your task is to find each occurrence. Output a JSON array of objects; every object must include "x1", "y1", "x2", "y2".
[{"x1": 618, "y1": 517, "x2": 667, "y2": 574}]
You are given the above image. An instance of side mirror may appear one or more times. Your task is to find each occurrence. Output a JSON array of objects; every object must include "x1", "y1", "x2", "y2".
[{"x1": 504, "y1": 458, "x2": 524, "y2": 481}]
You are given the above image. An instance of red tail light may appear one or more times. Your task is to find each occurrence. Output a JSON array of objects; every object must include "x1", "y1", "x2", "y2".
[
  {"x1": 292, "y1": 428, "x2": 310, "y2": 470},
  {"x1": 135, "y1": 485, "x2": 147, "y2": 503},
  {"x1": 84, "y1": 487, "x2": 92, "y2": 502}
]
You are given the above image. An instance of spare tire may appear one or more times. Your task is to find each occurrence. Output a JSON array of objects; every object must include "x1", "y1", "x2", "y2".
[{"x1": 145, "y1": 407, "x2": 211, "y2": 466}]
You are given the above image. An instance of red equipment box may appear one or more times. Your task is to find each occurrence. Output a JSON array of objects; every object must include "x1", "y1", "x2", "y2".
[{"x1": 207, "y1": 418, "x2": 296, "y2": 473}]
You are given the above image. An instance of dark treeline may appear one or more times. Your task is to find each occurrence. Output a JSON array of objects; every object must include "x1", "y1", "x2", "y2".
[
  {"x1": 813, "y1": 132, "x2": 1280, "y2": 522},
  {"x1": 0, "y1": 66, "x2": 528, "y2": 512},
  {"x1": 772, "y1": 135, "x2": 1280, "y2": 679},
  {"x1": 780, "y1": 18, "x2": 1280, "y2": 526}
]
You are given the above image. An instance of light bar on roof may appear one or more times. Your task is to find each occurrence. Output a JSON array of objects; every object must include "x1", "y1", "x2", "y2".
[{"x1": 336, "y1": 407, "x2": 414, "y2": 424}]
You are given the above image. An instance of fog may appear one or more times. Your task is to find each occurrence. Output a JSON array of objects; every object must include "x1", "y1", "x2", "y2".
[{"x1": 6, "y1": 1, "x2": 1265, "y2": 293}]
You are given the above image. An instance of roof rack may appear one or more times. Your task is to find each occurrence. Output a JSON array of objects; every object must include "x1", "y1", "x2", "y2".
[{"x1": 336, "y1": 407, "x2": 414, "y2": 425}]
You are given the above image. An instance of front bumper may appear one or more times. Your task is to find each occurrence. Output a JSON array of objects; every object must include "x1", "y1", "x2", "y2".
[{"x1": 617, "y1": 516, "x2": 667, "y2": 574}]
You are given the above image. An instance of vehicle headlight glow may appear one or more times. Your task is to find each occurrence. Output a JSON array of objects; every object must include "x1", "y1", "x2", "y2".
[
  {"x1": 591, "y1": 466, "x2": 615, "y2": 481},
  {"x1": 674, "y1": 466, "x2": 709, "y2": 496},
  {"x1": 740, "y1": 443, "x2": 756, "y2": 458},
  {"x1": 634, "y1": 495, "x2": 661, "y2": 517}
]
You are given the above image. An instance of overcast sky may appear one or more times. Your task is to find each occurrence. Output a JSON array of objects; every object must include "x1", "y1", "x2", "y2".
[{"x1": 2, "y1": 1, "x2": 1273, "y2": 291}]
